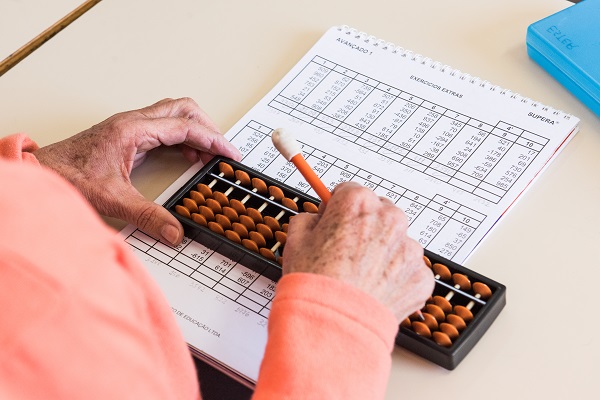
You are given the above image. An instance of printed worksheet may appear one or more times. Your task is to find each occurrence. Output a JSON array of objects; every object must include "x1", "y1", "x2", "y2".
[{"x1": 121, "y1": 26, "x2": 579, "y2": 385}]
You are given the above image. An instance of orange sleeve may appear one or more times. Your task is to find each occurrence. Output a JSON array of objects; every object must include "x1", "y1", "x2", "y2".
[
  {"x1": 0, "y1": 134, "x2": 41, "y2": 165},
  {"x1": 253, "y1": 273, "x2": 399, "y2": 400},
  {"x1": 0, "y1": 160, "x2": 199, "y2": 400}
]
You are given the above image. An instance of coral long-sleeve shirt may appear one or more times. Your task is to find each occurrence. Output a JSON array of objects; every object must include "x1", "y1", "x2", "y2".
[{"x1": 0, "y1": 134, "x2": 399, "y2": 399}]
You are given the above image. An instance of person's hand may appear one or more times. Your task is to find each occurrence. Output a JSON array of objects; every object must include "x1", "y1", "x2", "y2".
[
  {"x1": 33, "y1": 97, "x2": 241, "y2": 245},
  {"x1": 282, "y1": 182, "x2": 434, "y2": 322}
]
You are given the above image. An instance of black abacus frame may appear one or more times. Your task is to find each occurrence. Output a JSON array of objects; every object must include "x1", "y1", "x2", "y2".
[
  {"x1": 163, "y1": 156, "x2": 321, "y2": 281},
  {"x1": 163, "y1": 156, "x2": 507, "y2": 370},
  {"x1": 395, "y1": 250, "x2": 506, "y2": 370}
]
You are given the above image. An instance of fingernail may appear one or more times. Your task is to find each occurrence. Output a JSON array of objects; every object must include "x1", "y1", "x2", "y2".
[{"x1": 161, "y1": 224, "x2": 180, "y2": 245}]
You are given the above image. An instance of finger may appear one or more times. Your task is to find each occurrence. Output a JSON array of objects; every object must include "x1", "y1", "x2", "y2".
[
  {"x1": 140, "y1": 97, "x2": 221, "y2": 132},
  {"x1": 136, "y1": 117, "x2": 241, "y2": 161}
]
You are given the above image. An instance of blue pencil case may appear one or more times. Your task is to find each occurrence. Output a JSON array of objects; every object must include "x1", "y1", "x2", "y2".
[{"x1": 526, "y1": 0, "x2": 600, "y2": 118}]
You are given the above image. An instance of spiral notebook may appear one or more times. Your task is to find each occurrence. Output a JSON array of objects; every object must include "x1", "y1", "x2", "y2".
[{"x1": 121, "y1": 25, "x2": 579, "y2": 386}]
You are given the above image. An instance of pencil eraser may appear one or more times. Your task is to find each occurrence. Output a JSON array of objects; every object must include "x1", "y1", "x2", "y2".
[{"x1": 271, "y1": 128, "x2": 302, "y2": 161}]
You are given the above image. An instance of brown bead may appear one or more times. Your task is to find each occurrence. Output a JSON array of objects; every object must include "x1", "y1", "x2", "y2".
[
  {"x1": 225, "y1": 230, "x2": 242, "y2": 244},
  {"x1": 473, "y1": 282, "x2": 492, "y2": 299},
  {"x1": 268, "y1": 186, "x2": 285, "y2": 201},
  {"x1": 433, "y1": 296, "x2": 452, "y2": 313},
  {"x1": 263, "y1": 216, "x2": 280, "y2": 232},
  {"x1": 452, "y1": 273, "x2": 471, "y2": 291},
  {"x1": 232, "y1": 222, "x2": 249, "y2": 239},
  {"x1": 218, "y1": 162, "x2": 235, "y2": 179},
  {"x1": 432, "y1": 331, "x2": 452, "y2": 347},
  {"x1": 246, "y1": 208, "x2": 263, "y2": 223},
  {"x1": 249, "y1": 231, "x2": 267, "y2": 248},
  {"x1": 400, "y1": 318, "x2": 411, "y2": 329},
  {"x1": 215, "y1": 214, "x2": 232, "y2": 230},
  {"x1": 239, "y1": 215, "x2": 256, "y2": 231},
  {"x1": 208, "y1": 221, "x2": 225, "y2": 236},
  {"x1": 198, "y1": 205, "x2": 215, "y2": 221},
  {"x1": 189, "y1": 190, "x2": 206, "y2": 205},
  {"x1": 432, "y1": 263, "x2": 451, "y2": 281},
  {"x1": 411, "y1": 321, "x2": 432, "y2": 337},
  {"x1": 205, "y1": 198, "x2": 222, "y2": 214},
  {"x1": 259, "y1": 248, "x2": 277, "y2": 261},
  {"x1": 445, "y1": 314, "x2": 467, "y2": 331},
  {"x1": 212, "y1": 191, "x2": 230, "y2": 207},
  {"x1": 230, "y1": 199, "x2": 246, "y2": 215},
  {"x1": 175, "y1": 205, "x2": 191, "y2": 218},
  {"x1": 425, "y1": 304, "x2": 445, "y2": 322},
  {"x1": 422, "y1": 313, "x2": 438, "y2": 331},
  {"x1": 281, "y1": 197, "x2": 298, "y2": 212},
  {"x1": 222, "y1": 206, "x2": 239, "y2": 222},
  {"x1": 183, "y1": 198, "x2": 199, "y2": 213},
  {"x1": 191, "y1": 213, "x2": 208, "y2": 227},
  {"x1": 423, "y1": 255, "x2": 432, "y2": 268},
  {"x1": 197, "y1": 183, "x2": 213, "y2": 198},
  {"x1": 454, "y1": 305, "x2": 474, "y2": 322},
  {"x1": 302, "y1": 202, "x2": 319, "y2": 213},
  {"x1": 251, "y1": 178, "x2": 268, "y2": 194},
  {"x1": 274, "y1": 230, "x2": 287, "y2": 245},
  {"x1": 242, "y1": 239, "x2": 259, "y2": 253},
  {"x1": 282, "y1": 223, "x2": 289, "y2": 232},
  {"x1": 256, "y1": 223, "x2": 274, "y2": 240},
  {"x1": 439, "y1": 322, "x2": 460, "y2": 340},
  {"x1": 234, "y1": 170, "x2": 251, "y2": 186}
]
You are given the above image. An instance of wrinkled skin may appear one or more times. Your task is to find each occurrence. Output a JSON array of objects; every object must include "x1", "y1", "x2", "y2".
[
  {"x1": 283, "y1": 182, "x2": 434, "y2": 321},
  {"x1": 33, "y1": 97, "x2": 241, "y2": 245}
]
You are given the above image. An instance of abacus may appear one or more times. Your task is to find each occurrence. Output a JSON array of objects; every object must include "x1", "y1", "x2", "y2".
[{"x1": 164, "y1": 156, "x2": 506, "y2": 369}]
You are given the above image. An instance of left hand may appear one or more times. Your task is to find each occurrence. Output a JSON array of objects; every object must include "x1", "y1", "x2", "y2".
[{"x1": 34, "y1": 97, "x2": 241, "y2": 245}]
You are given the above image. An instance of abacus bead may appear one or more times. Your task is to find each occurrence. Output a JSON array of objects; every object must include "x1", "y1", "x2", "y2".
[
  {"x1": 218, "y1": 162, "x2": 235, "y2": 179},
  {"x1": 445, "y1": 314, "x2": 467, "y2": 331},
  {"x1": 432, "y1": 263, "x2": 451, "y2": 281},
  {"x1": 412, "y1": 321, "x2": 432, "y2": 337},
  {"x1": 281, "y1": 197, "x2": 298, "y2": 211},
  {"x1": 232, "y1": 222, "x2": 249, "y2": 239},
  {"x1": 242, "y1": 239, "x2": 259, "y2": 253},
  {"x1": 182, "y1": 198, "x2": 199, "y2": 213},
  {"x1": 433, "y1": 296, "x2": 452, "y2": 313},
  {"x1": 189, "y1": 190, "x2": 206, "y2": 205},
  {"x1": 197, "y1": 184, "x2": 213, "y2": 198},
  {"x1": 423, "y1": 256, "x2": 432, "y2": 268},
  {"x1": 400, "y1": 318, "x2": 411, "y2": 329},
  {"x1": 282, "y1": 223, "x2": 289, "y2": 232},
  {"x1": 175, "y1": 205, "x2": 191, "y2": 218},
  {"x1": 264, "y1": 216, "x2": 280, "y2": 232},
  {"x1": 422, "y1": 312, "x2": 439, "y2": 331},
  {"x1": 432, "y1": 331, "x2": 452, "y2": 347},
  {"x1": 303, "y1": 202, "x2": 319, "y2": 213},
  {"x1": 473, "y1": 282, "x2": 493, "y2": 299},
  {"x1": 230, "y1": 199, "x2": 246, "y2": 215},
  {"x1": 256, "y1": 223, "x2": 274, "y2": 240},
  {"x1": 247, "y1": 208, "x2": 263, "y2": 223},
  {"x1": 222, "y1": 207, "x2": 239, "y2": 222},
  {"x1": 249, "y1": 231, "x2": 267, "y2": 248},
  {"x1": 198, "y1": 206, "x2": 215, "y2": 221},
  {"x1": 440, "y1": 322, "x2": 460, "y2": 340},
  {"x1": 225, "y1": 230, "x2": 242, "y2": 244},
  {"x1": 208, "y1": 221, "x2": 225, "y2": 236},
  {"x1": 454, "y1": 305, "x2": 474, "y2": 322},
  {"x1": 425, "y1": 304, "x2": 445, "y2": 322},
  {"x1": 269, "y1": 186, "x2": 285, "y2": 201},
  {"x1": 259, "y1": 248, "x2": 277, "y2": 261},
  {"x1": 212, "y1": 191, "x2": 229, "y2": 207},
  {"x1": 274, "y1": 230, "x2": 287, "y2": 245},
  {"x1": 234, "y1": 170, "x2": 251, "y2": 186},
  {"x1": 452, "y1": 273, "x2": 471, "y2": 291},
  {"x1": 205, "y1": 198, "x2": 222, "y2": 214},
  {"x1": 239, "y1": 215, "x2": 256, "y2": 231},
  {"x1": 191, "y1": 213, "x2": 208, "y2": 227},
  {"x1": 251, "y1": 178, "x2": 268, "y2": 194},
  {"x1": 215, "y1": 214, "x2": 232, "y2": 230}
]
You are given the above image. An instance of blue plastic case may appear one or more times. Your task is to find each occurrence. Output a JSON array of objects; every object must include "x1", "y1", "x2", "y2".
[{"x1": 526, "y1": 0, "x2": 600, "y2": 118}]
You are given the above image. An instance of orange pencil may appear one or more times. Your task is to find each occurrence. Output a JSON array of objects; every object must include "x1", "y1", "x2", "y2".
[{"x1": 271, "y1": 128, "x2": 332, "y2": 204}]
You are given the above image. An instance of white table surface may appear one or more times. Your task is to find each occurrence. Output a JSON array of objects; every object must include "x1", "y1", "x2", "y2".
[{"x1": 1, "y1": 1, "x2": 598, "y2": 399}]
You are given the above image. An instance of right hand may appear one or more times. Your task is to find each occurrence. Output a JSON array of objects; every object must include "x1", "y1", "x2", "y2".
[{"x1": 282, "y1": 181, "x2": 434, "y2": 322}]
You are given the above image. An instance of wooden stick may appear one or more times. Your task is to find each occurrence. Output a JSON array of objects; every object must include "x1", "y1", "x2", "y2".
[{"x1": 0, "y1": 0, "x2": 103, "y2": 77}]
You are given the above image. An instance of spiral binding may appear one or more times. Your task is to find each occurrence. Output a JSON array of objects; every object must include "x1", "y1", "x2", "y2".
[{"x1": 337, "y1": 25, "x2": 573, "y2": 120}]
